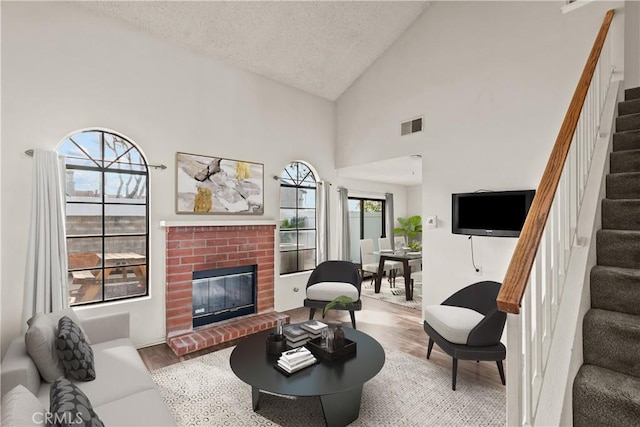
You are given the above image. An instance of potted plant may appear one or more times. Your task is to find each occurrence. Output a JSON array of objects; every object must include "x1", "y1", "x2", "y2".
[
  {"x1": 394, "y1": 215, "x2": 423, "y2": 251},
  {"x1": 322, "y1": 295, "x2": 354, "y2": 317}
]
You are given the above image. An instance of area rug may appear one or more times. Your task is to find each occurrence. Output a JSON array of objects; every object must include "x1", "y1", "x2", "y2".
[
  {"x1": 150, "y1": 346, "x2": 505, "y2": 426},
  {"x1": 360, "y1": 272, "x2": 422, "y2": 310}
]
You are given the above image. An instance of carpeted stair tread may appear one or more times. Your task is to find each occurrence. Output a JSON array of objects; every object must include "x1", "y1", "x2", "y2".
[
  {"x1": 614, "y1": 131, "x2": 640, "y2": 152},
  {"x1": 591, "y1": 266, "x2": 640, "y2": 315},
  {"x1": 626, "y1": 87, "x2": 640, "y2": 101},
  {"x1": 583, "y1": 309, "x2": 640, "y2": 379},
  {"x1": 616, "y1": 112, "x2": 640, "y2": 132},
  {"x1": 596, "y1": 230, "x2": 640, "y2": 269},
  {"x1": 602, "y1": 199, "x2": 640, "y2": 230},
  {"x1": 606, "y1": 172, "x2": 640, "y2": 199},
  {"x1": 611, "y1": 149, "x2": 640, "y2": 173},
  {"x1": 573, "y1": 364, "x2": 640, "y2": 427},
  {"x1": 619, "y1": 98, "x2": 640, "y2": 116}
]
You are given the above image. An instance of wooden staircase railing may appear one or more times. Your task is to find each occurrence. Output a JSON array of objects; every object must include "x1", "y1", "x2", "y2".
[{"x1": 496, "y1": 9, "x2": 616, "y2": 426}]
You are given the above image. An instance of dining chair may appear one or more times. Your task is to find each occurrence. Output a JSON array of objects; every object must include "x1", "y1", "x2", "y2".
[
  {"x1": 378, "y1": 237, "x2": 403, "y2": 287},
  {"x1": 394, "y1": 236, "x2": 422, "y2": 273},
  {"x1": 360, "y1": 239, "x2": 394, "y2": 286}
]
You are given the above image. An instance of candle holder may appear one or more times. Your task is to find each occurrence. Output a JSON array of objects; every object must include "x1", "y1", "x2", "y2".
[{"x1": 265, "y1": 333, "x2": 287, "y2": 355}]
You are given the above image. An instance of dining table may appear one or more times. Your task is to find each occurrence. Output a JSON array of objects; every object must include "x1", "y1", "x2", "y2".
[{"x1": 373, "y1": 250, "x2": 422, "y2": 301}]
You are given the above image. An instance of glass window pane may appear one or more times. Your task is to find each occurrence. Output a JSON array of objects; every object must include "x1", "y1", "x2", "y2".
[
  {"x1": 298, "y1": 249, "x2": 316, "y2": 271},
  {"x1": 104, "y1": 266, "x2": 146, "y2": 301},
  {"x1": 363, "y1": 212, "x2": 383, "y2": 242},
  {"x1": 104, "y1": 236, "x2": 146, "y2": 260},
  {"x1": 105, "y1": 140, "x2": 146, "y2": 171},
  {"x1": 72, "y1": 132, "x2": 103, "y2": 161},
  {"x1": 105, "y1": 204, "x2": 147, "y2": 234},
  {"x1": 280, "y1": 187, "x2": 297, "y2": 208},
  {"x1": 66, "y1": 204, "x2": 102, "y2": 236},
  {"x1": 280, "y1": 251, "x2": 297, "y2": 275},
  {"x1": 103, "y1": 133, "x2": 131, "y2": 161},
  {"x1": 59, "y1": 132, "x2": 102, "y2": 167},
  {"x1": 280, "y1": 208, "x2": 297, "y2": 228},
  {"x1": 104, "y1": 172, "x2": 147, "y2": 202},
  {"x1": 279, "y1": 230, "x2": 298, "y2": 251},
  {"x1": 298, "y1": 188, "x2": 316, "y2": 209},
  {"x1": 298, "y1": 230, "x2": 316, "y2": 250},
  {"x1": 66, "y1": 170, "x2": 102, "y2": 201},
  {"x1": 67, "y1": 237, "x2": 102, "y2": 265},
  {"x1": 295, "y1": 209, "x2": 316, "y2": 229}
]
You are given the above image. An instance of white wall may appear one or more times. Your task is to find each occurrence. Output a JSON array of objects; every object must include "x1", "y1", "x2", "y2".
[
  {"x1": 625, "y1": 0, "x2": 640, "y2": 88},
  {"x1": 337, "y1": 0, "x2": 624, "y2": 307},
  {"x1": 406, "y1": 184, "x2": 422, "y2": 217},
  {"x1": 0, "y1": 2, "x2": 406, "y2": 355}
]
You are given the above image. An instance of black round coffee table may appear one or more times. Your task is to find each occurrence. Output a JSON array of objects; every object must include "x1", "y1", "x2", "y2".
[{"x1": 230, "y1": 326, "x2": 385, "y2": 427}]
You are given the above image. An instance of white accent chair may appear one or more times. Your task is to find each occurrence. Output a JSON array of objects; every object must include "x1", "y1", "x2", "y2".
[
  {"x1": 304, "y1": 260, "x2": 362, "y2": 329},
  {"x1": 360, "y1": 239, "x2": 394, "y2": 286}
]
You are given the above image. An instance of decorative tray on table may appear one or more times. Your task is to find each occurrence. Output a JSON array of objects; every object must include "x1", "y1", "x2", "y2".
[{"x1": 306, "y1": 338, "x2": 357, "y2": 361}]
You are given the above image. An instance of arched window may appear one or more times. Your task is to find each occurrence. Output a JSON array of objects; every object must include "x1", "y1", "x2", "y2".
[
  {"x1": 279, "y1": 162, "x2": 317, "y2": 275},
  {"x1": 57, "y1": 130, "x2": 149, "y2": 305}
]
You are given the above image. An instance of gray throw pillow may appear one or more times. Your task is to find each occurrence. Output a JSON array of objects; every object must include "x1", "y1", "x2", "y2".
[
  {"x1": 50, "y1": 377, "x2": 104, "y2": 427},
  {"x1": 56, "y1": 316, "x2": 96, "y2": 381},
  {"x1": 25, "y1": 313, "x2": 65, "y2": 382}
]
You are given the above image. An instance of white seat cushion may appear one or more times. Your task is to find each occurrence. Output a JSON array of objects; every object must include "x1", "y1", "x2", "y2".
[
  {"x1": 424, "y1": 305, "x2": 484, "y2": 345},
  {"x1": 306, "y1": 282, "x2": 359, "y2": 302}
]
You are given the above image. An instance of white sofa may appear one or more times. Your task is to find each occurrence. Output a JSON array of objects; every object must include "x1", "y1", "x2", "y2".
[{"x1": 1, "y1": 311, "x2": 176, "y2": 426}]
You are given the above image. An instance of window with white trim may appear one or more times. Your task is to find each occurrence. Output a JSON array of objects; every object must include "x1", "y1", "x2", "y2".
[
  {"x1": 279, "y1": 162, "x2": 317, "y2": 275},
  {"x1": 57, "y1": 130, "x2": 149, "y2": 305}
]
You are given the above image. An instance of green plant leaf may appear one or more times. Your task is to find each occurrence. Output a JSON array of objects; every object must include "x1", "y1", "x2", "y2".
[{"x1": 323, "y1": 295, "x2": 354, "y2": 317}]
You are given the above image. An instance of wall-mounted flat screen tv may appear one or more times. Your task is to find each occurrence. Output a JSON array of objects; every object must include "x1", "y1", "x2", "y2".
[{"x1": 452, "y1": 190, "x2": 535, "y2": 237}]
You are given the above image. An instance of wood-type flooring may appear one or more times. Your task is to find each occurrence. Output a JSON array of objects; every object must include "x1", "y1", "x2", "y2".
[{"x1": 139, "y1": 297, "x2": 505, "y2": 389}]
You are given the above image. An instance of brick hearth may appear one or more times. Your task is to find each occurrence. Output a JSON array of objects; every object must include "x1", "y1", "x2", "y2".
[{"x1": 162, "y1": 221, "x2": 288, "y2": 356}]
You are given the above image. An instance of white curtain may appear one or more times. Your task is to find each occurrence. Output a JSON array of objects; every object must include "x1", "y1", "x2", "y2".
[
  {"x1": 316, "y1": 180, "x2": 330, "y2": 263},
  {"x1": 23, "y1": 149, "x2": 69, "y2": 329},
  {"x1": 385, "y1": 192, "x2": 395, "y2": 249},
  {"x1": 337, "y1": 187, "x2": 350, "y2": 261}
]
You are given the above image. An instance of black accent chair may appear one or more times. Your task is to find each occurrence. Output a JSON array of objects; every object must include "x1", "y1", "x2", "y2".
[
  {"x1": 423, "y1": 280, "x2": 506, "y2": 390},
  {"x1": 303, "y1": 260, "x2": 362, "y2": 329}
]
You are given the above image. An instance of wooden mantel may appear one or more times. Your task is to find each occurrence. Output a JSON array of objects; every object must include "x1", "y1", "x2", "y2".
[{"x1": 159, "y1": 219, "x2": 278, "y2": 228}]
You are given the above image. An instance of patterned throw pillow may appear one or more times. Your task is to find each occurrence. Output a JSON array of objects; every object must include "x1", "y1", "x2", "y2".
[
  {"x1": 56, "y1": 316, "x2": 96, "y2": 381},
  {"x1": 50, "y1": 377, "x2": 104, "y2": 427}
]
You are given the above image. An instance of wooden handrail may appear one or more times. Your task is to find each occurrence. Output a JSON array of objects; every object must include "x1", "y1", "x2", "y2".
[{"x1": 497, "y1": 9, "x2": 615, "y2": 314}]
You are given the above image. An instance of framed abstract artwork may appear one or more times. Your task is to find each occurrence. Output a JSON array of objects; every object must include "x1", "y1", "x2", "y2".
[{"x1": 176, "y1": 152, "x2": 264, "y2": 214}]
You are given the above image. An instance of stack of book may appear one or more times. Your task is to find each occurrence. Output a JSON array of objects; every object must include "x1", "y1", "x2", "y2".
[
  {"x1": 299, "y1": 320, "x2": 328, "y2": 340},
  {"x1": 277, "y1": 347, "x2": 317, "y2": 374},
  {"x1": 282, "y1": 324, "x2": 310, "y2": 348}
]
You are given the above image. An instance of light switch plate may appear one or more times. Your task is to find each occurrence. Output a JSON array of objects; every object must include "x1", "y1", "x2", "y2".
[{"x1": 426, "y1": 215, "x2": 437, "y2": 229}]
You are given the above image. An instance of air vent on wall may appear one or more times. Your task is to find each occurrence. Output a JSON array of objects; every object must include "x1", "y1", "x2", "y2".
[{"x1": 401, "y1": 116, "x2": 423, "y2": 136}]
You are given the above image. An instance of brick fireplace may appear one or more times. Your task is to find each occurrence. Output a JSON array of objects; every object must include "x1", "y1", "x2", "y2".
[{"x1": 161, "y1": 220, "x2": 288, "y2": 356}]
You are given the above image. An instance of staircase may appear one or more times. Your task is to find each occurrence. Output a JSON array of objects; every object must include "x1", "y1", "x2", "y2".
[{"x1": 573, "y1": 87, "x2": 640, "y2": 425}]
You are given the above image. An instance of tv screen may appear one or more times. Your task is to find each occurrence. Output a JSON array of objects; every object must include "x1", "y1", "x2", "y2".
[{"x1": 452, "y1": 190, "x2": 535, "y2": 237}]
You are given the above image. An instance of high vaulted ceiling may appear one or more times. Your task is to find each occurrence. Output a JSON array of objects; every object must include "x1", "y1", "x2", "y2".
[{"x1": 78, "y1": 1, "x2": 430, "y2": 100}]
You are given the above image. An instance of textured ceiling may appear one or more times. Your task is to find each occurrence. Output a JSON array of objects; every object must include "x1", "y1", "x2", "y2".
[{"x1": 78, "y1": 1, "x2": 429, "y2": 100}]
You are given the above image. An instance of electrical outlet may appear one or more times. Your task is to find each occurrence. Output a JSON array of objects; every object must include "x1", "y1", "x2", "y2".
[{"x1": 475, "y1": 266, "x2": 483, "y2": 276}]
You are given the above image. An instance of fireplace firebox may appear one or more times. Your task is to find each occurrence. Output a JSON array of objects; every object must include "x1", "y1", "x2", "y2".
[{"x1": 192, "y1": 265, "x2": 257, "y2": 327}]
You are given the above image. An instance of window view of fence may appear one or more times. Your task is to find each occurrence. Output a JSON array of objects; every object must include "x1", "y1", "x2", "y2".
[
  {"x1": 348, "y1": 198, "x2": 385, "y2": 263},
  {"x1": 58, "y1": 130, "x2": 149, "y2": 305}
]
